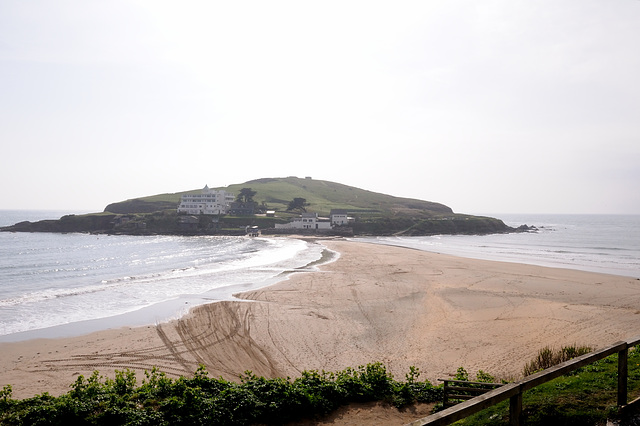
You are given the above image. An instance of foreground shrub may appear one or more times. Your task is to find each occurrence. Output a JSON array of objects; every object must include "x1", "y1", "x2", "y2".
[
  {"x1": 523, "y1": 345, "x2": 592, "y2": 376},
  {"x1": 0, "y1": 363, "x2": 441, "y2": 425}
]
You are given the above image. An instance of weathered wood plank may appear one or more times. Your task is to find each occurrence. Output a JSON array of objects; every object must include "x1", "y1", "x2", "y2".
[
  {"x1": 627, "y1": 335, "x2": 640, "y2": 347},
  {"x1": 446, "y1": 385, "x2": 497, "y2": 393},
  {"x1": 440, "y1": 379, "x2": 503, "y2": 387},
  {"x1": 619, "y1": 346, "x2": 629, "y2": 406},
  {"x1": 448, "y1": 394, "x2": 477, "y2": 400},
  {"x1": 406, "y1": 383, "x2": 521, "y2": 426},
  {"x1": 509, "y1": 392, "x2": 522, "y2": 426}
]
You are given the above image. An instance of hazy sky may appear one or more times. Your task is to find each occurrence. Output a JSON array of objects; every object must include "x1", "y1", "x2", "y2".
[{"x1": 1, "y1": 1, "x2": 639, "y2": 214}]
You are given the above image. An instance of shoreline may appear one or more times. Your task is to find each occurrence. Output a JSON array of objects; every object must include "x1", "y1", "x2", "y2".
[
  {"x1": 2, "y1": 239, "x2": 640, "y2": 399},
  {"x1": 353, "y1": 235, "x2": 640, "y2": 280},
  {"x1": 0, "y1": 236, "x2": 335, "y2": 343}
]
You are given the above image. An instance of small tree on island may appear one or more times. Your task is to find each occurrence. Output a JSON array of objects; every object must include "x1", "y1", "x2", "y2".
[
  {"x1": 236, "y1": 188, "x2": 257, "y2": 204},
  {"x1": 287, "y1": 197, "x2": 308, "y2": 213}
]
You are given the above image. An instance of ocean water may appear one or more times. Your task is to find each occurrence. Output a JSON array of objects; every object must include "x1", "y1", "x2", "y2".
[
  {"x1": 0, "y1": 210, "x2": 327, "y2": 341},
  {"x1": 357, "y1": 214, "x2": 640, "y2": 279},
  {"x1": 1, "y1": 211, "x2": 638, "y2": 342}
]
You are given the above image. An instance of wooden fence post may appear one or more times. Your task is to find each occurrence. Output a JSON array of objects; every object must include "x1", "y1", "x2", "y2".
[
  {"x1": 443, "y1": 381, "x2": 449, "y2": 408},
  {"x1": 618, "y1": 344, "x2": 628, "y2": 407},
  {"x1": 509, "y1": 391, "x2": 522, "y2": 426}
]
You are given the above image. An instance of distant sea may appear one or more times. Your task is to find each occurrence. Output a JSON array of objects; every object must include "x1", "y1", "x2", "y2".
[
  {"x1": 1, "y1": 211, "x2": 638, "y2": 342},
  {"x1": 357, "y1": 214, "x2": 640, "y2": 280}
]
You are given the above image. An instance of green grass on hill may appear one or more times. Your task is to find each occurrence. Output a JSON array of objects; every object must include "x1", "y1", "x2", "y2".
[
  {"x1": 110, "y1": 176, "x2": 453, "y2": 217},
  {"x1": 230, "y1": 177, "x2": 453, "y2": 216}
]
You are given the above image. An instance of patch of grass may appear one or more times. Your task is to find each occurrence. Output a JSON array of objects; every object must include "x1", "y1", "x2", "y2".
[
  {"x1": 134, "y1": 176, "x2": 453, "y2": 217},
  {"x1": 451, "y1": 346, "x2": 640, "y2": 426}
]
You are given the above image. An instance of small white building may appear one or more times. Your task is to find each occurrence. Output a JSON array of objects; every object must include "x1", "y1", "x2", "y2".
[
  {"x1": 275, "y1": 212, "x2": 332, "y2": 230},
  {"x1": 177, "y1": 185, "x2": 235, "y2": 215},
  {"x1": 330, "y1": 209, "x2": 349, "y2": 225}
]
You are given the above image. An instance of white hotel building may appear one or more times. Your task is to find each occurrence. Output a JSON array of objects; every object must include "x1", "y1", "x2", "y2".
[{"x1": 177, "y1": 185, "x2": 235, "y2": 215}]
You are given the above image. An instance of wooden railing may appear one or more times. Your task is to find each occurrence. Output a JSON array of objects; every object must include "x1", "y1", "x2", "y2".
[
  {"x1": 407, "y1": 336, "x2": 640, "y2": 426},
  {"x1": 440, "y1": 379, "x2": 504, "y2": 408}
]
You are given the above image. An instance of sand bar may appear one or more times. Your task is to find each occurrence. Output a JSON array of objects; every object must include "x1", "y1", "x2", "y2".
[{"x1": 1, "y1": 239, "x2": 640, "y2": 400}]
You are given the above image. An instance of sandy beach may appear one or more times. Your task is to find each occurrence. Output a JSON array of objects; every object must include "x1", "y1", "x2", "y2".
[{"x1": 2, "y1": 239, "x2": 640, "y2": 404}]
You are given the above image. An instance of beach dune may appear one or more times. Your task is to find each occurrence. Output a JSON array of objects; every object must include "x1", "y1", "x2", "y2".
[{"x1": 2, "y1": 240, "x2": 640, "y2": 401}]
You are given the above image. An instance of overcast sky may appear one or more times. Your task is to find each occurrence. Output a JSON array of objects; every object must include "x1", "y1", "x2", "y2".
[{"x1": 1, "y1": 1, "x2": 639, "y2": 215}]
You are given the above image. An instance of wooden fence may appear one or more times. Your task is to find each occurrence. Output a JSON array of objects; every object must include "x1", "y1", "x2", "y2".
[
  {"x1": 407, "y1": 335, "x2": 640, "y2": 426},
  {"x1": 440, "y1": 379, "x2": 504, "y2": 408}
]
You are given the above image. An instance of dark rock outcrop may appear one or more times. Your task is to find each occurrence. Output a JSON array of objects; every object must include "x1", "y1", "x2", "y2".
[
  {"x1": 104, "y1": 200, "x2": 177, "y2": 214},
  {"x1": 1, "y1": 214, "x2": 117, "y2": 233}
]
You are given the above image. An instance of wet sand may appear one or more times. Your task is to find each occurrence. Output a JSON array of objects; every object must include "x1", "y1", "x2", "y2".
[{"x1": 2, "y1": 239, "x2": 639, "y2": 401}]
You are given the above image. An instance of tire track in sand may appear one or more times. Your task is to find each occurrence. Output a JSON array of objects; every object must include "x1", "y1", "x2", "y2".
[{"x1": 34, "y1": 302, "x2": 288, "y2": 380}]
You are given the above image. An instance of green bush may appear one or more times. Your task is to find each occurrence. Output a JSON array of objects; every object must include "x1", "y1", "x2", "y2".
[
  {"x1": 0, "y1": 363, "x2": 441, "y2": 425},
  {"x1": 523, "y1": 345, "x2": 592, "y2": 376}
]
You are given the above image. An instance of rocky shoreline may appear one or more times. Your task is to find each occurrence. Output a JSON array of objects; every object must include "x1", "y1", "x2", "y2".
[{"x1": 0, "y1": 210, "x2": 536, "y2": 237}]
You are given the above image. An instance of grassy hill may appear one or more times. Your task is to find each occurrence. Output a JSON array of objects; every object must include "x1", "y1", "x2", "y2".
[
  {"x1": 95, "y1": 176, "x2": 517, "y2": 236},
  {"x1": 104, "y1": 176, "x2": 453, "y2": 218}
]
